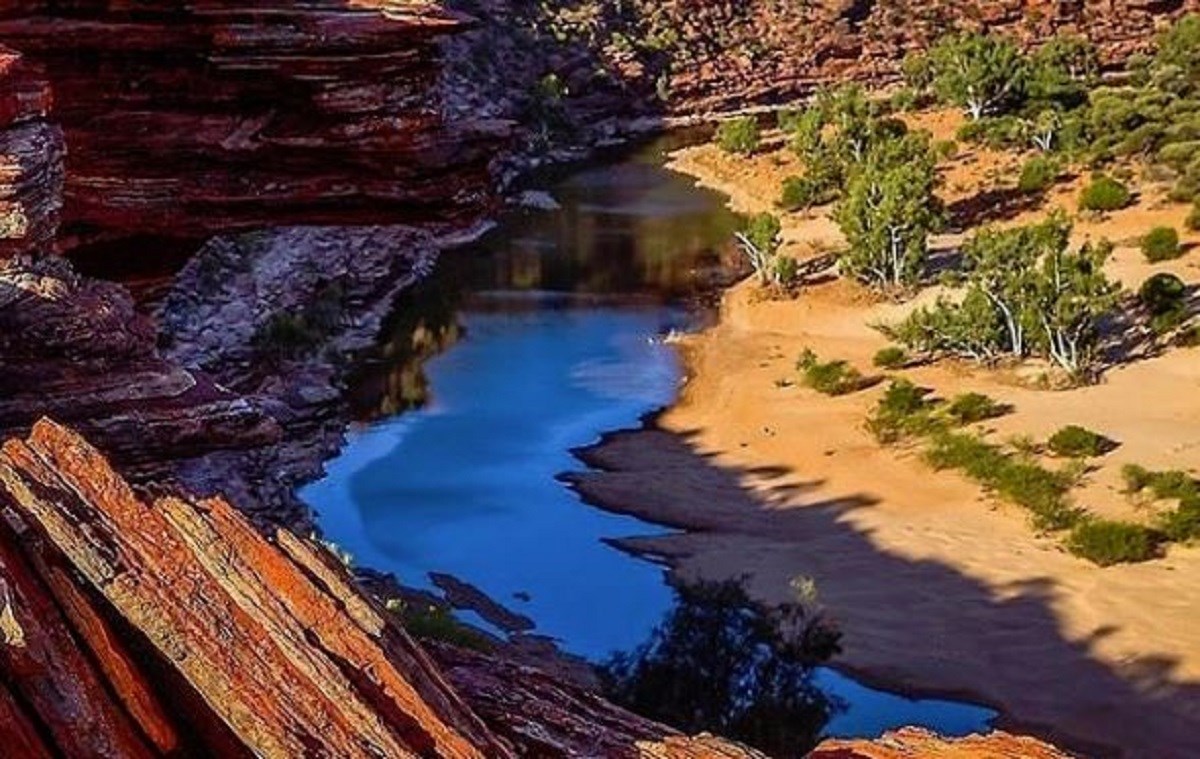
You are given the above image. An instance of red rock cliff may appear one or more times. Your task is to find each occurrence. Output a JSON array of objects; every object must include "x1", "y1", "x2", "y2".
[{"x1": 0, "y1": 2, "x2": 501, "y2": 249}]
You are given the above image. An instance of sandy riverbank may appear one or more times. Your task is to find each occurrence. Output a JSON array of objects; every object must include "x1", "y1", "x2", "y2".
[{"x1": 570, "y1": 114, "x2": 1200, "y2": 757}]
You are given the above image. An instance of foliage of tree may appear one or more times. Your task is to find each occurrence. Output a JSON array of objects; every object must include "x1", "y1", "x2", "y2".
[
  {"x1": 1026, "y1": 34, "x2": 1098, "y2": 109},
  {"x1": 600, "y1": 579, "x2": 840, "y2": 757},
  {"x1": 715, "y1": 116, "x2": 761, "y2": 155},
  {"x1": 1047, "y1": 425, "x2": 1116, "y2": 457},
  {"x1": 890, "y1": 213, "x2": 1119, "y2": 376},
  {"x1": 925, "y1": 32, "x2": 1028, "y2": 120},
  {"x1": 832, "y1": 132, "x2": 942, "y2": 289}
]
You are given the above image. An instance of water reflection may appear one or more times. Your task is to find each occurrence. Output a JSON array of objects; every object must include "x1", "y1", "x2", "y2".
[{"x1": 601, "y1": 579, "x2": 842, "y2": 758}]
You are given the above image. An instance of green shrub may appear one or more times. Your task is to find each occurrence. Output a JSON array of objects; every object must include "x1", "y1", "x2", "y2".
[
  {"x1": 872, "y1": 346, "x2": 909, "y2": 369},
  {"x1": 715, "y1": 117, "x2": 761, "y2": 156},
  {"x1": 798, "y1": 353, "x2": 868, "y2": 396},
  {"x1": 1078, "y1": 175, "x2": 1133, "y2": 212},
  {"x1": 1066, "y1": 519, "x2": 1159, "y2": 566},
  {"x1": 779, "y1": 175, "x2": 837, "y2": 211},
  {"x1": 1158, "y1": 495, "x2": 1200, "y2": 542},
  {"x1": 1122, "y1": 465, "x2": 1199, "y2": 501},
  {"x1": 394, "y1": 602, "x2": 493, "y2": 652},
  {"x1": 944, "y1": 392, "x2": 1010, "y2": 424},
  {"x1": 1017, "y1": 155, "x2": 1061, "y2": 194},
  {"x1": 866, "y1": 378, "x2": 941, "y2": 443},
  {"x1": 252, "y1": 312, "x2": 324, "y2": 359},
  {"x1": 1141, "y1": 226, "x2": 1182, "y2": 262},
  {"x1": 1139, "y1": 272, "x2": 1189, "y2": 335},
  {"x1": 1046, "y1": 425, "x2": 1116, "y2": 457}
]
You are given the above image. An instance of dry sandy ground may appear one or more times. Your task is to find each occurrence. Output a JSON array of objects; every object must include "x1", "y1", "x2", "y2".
[{"x1": 571, "y1": 111, "x2": 1200, "y2": 757}]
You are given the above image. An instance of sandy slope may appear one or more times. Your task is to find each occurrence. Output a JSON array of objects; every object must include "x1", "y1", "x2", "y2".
[{"x1": 572, "y1": 113, "x2": 1200, "y2": 756}]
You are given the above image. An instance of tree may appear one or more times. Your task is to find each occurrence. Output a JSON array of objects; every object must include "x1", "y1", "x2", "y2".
[
  {"x1": 889, "y1": 213, "x2": 1118, "y2": 377},
  {"x1": 1025, "y1": 108, "x2": 1064, "y2": 152},
  {"x1": 1154, "y1": 13, "x2": 1200, "y2": 88},
  {"x1": 1027, "y1": 34, "x2": 1098, "y2": 108},
  {"x1": 959, "y1": 214, "x2": 1070, "y2": 357},
  {"x1": 736, "y1": 213, "x2": 783, "y2": 285},
  {"x1": 715, "y1": 116, "x2": 760, "y2": 156},
  {"x1": 928, "y1": 32, "x2": 1028, "y2": 120},
  {"x1": 1032, "y1": 238, "x2": 1118, "y2": 374},
  {"x1": 833, "y1": 133, "x2": 941, "y2": 289}
]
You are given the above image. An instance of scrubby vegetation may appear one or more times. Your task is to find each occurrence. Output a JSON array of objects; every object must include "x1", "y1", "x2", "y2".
[
  {"x1": 872, "y1": 346, "x2": 909, "y2": 369},
  {"x1": 1046, "y1": 425, "x2": 1115, "y2": 458},
  {"x1": 1066, "y1": 520, "x2": 1159, "y2": 566},
  {"x1": 735, "y1": 213, "x2": 799, "y2": 289},
  {"x1": 1017, "y1": 155, "x2": 1063, "y2": 194},
  {"x1": 251, "y1": 282, "x2": 346, "y2": 360},
  {"x1": 1139, "y1": 272, "x2": 1192, "y2": 335},
  {"x1": 1078, "y1": 175, "x2": 1132, "y2": 212},
  {"x1": 387, "y1": 600, "x2": 494, "y2": 652},
  {"x1": 1141, "y1": 226, "x2": 1182, "y2": 262},
  {"x1": 944, "y1": 392, "x2": 1010, "y2": 425},
  {"x1": 796, "y1": 349, "x2": 869, "y2": 396}
]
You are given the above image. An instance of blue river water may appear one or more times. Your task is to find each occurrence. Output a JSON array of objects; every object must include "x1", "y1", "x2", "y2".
[{"x1": 300, "y1": 141, "x2": 996, "y2": 747}]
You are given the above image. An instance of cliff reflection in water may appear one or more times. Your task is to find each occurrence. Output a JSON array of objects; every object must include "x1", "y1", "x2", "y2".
[
  {"x1": 343, "y1": 141, "x2": 743, "y2": 423},
  {"x1": 600, "y1": 579, "x2": 844, "y2": 758}
]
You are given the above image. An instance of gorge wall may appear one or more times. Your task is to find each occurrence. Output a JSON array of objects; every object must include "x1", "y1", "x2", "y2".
[{"x1": 0, "y1": 1, "x2": 502, "y2": 252}]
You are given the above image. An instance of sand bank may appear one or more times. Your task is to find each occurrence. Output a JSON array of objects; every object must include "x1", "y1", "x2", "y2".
[{"x1": 571, "y1": 116, "x2": 1200, "y2": 757}]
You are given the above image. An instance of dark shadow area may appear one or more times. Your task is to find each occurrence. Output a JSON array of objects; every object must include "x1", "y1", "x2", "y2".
[
  {"x1": 946, "y1": 187, "x2": 1047, "y2": 229},
  {"x1": 568, "y1": 425, "x2": 1200, "y2": 758}
]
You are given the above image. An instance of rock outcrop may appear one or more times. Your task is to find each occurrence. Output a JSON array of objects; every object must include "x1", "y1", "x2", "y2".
[
  {"x1": 443, "y1": 0, "x2": 1200, "y2": 147},
  {"x1": 0, "y1": 2, "x2": 502, "y2": 250},
  {"x1": 0, "y1": 255, "x2": 280, "y2": 477},
  {"x1": 810, "y1": 727, "x2": 1077, "y2": 758},
  {"x1": 0, "y1": 419, "x2": 776, "y2": 757}
]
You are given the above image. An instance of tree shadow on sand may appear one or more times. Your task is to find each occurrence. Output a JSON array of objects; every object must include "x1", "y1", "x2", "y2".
[{"x1": 565, "y1": 427, "x2": 1200, "y2": 759}]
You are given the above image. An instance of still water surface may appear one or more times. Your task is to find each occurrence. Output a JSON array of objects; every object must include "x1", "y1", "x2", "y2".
[{"x1": 301, "y1": 141, "x2": 996, "y2": 750}]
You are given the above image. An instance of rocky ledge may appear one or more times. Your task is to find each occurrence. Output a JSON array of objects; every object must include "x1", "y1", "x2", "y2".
[{"x1": 0, "y1": 419, "x2": 1072, "y2": 758}]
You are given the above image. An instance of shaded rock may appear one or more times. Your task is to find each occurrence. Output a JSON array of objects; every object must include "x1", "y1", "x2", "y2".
[
  {"x1": 0, "y1": 255, "x2": 280, "y2": 474},
  {"x1": 0, "y1": 45, "x2": 61, "y2": 258}
]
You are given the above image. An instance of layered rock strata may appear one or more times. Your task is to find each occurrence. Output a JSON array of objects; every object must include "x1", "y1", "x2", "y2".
[
  {"x1": 0, "y1": 255, "x2": 280, "y2": 475},
  {"x1": 0, "y1": 2, "x2": 502, "y2": 249}
]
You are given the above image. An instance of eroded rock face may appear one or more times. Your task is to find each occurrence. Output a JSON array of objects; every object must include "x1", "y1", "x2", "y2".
[
  {"x1": 443, "y1": 0, "x2": 1199, "y2": 139},
  {"x1": 0, "y1": 255, "x2": 279, "y2": 474},
  {"x1": 0, "y1": 419, "x2": 775, "y2": 758},
  {"x1": 0, "y1": 2, "x2": 503, "y2": 249}
]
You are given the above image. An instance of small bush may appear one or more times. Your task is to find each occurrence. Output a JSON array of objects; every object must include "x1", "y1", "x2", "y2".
[
  {"x1": 923, "y1": 431, "x2": 1081, "y2": 529},
  {"x1": 715, "y1": 116, "x2": 761, "y2": 156},
  {"x1": 1066, "y1": 519, "x2": 1159, "y2": 566},
  {"x1": 1047, "y1": 425, "x2": 1116, "y2": 457},
  {"x1": 1017, "y1": 155, "x2": 1061, "y2": 194},
  {"x1": 779, "y1": 175, "x2": 838, "y2": 211},
  {"x1": 866, "y1": 379, "x2": 940, "y2": 443},
  {"x1": 1122, "y1": 465, "x2": 1199, "y2": 502},
  {"x1": 1158, "y1": 496, "x2": 1200, "y2": 542},
  {"x1": 872, "y1": 346, "x2": 909, "y2": 369},
  {"x1": 1141, "y1": 226, "x2": 1182, "y2": 262},
  {"x1": 394, "y1": 602, "x2": 493, "y2": 652},
  {"x1": 944, "y1": 392, "x2": 1010, "y2": 425},
  {"x1": 1139, "y1": 272, "x2": 1189, "y2": 334},
  {"x1": 1078, "y1": 175, "x2": 1133, "y2": 212},
  {"x1": 800, "y1": 359, "x2": 868, "y2": 396}
]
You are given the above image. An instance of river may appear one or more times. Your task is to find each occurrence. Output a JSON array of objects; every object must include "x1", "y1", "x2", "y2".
[{"x1": 300, "y1": 139, "x2": 995, "y2": 755}]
